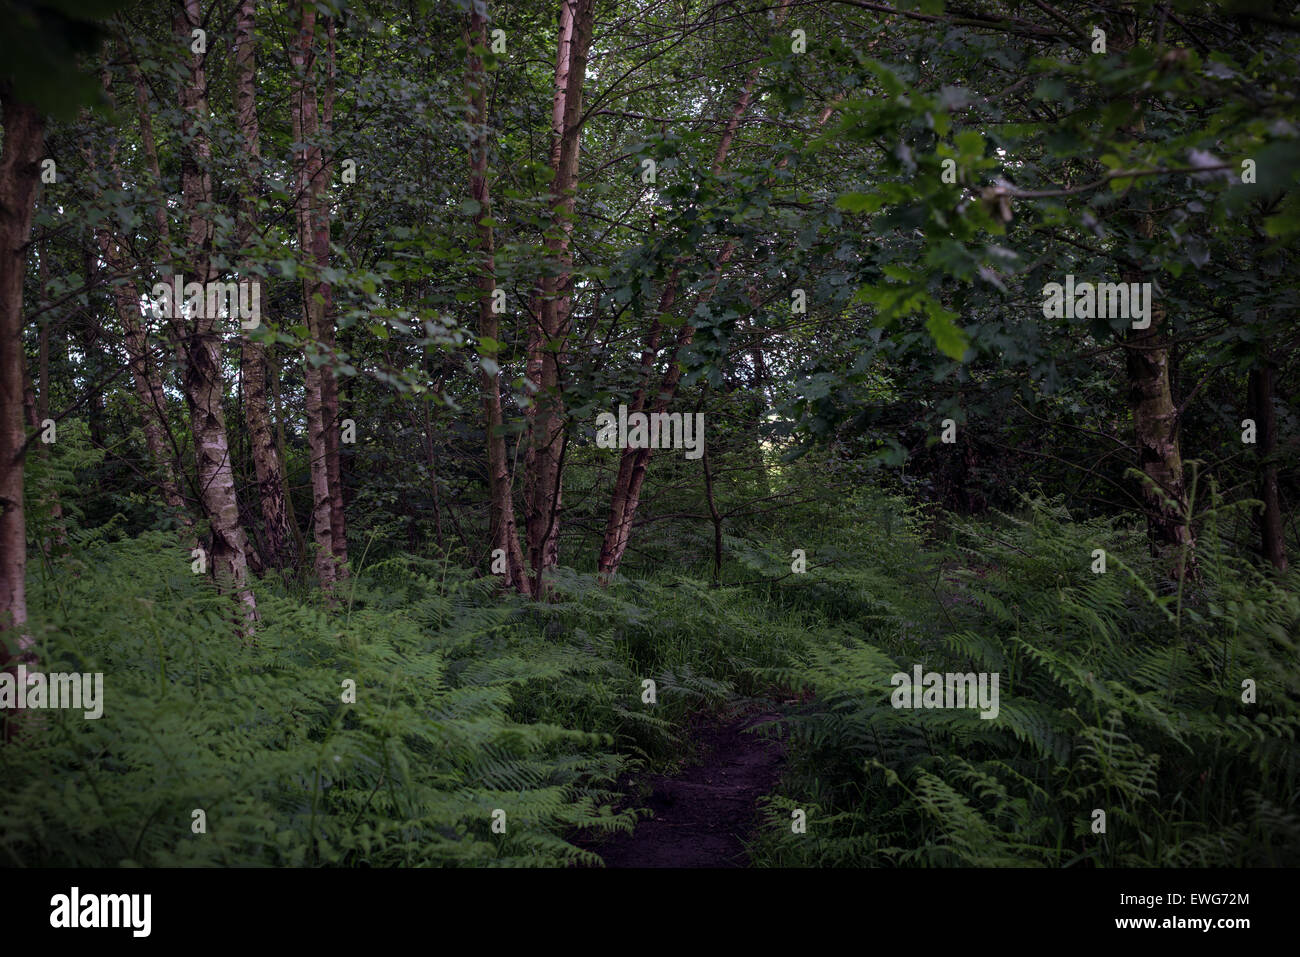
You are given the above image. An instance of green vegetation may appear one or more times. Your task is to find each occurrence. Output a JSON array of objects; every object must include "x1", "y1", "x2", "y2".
[
  {"x1": 5, "y1": 452, "x2": 1295, "y2": 866},
  {"x1": 0, "y1": 0, "x2": 1296, "y2": 869}
]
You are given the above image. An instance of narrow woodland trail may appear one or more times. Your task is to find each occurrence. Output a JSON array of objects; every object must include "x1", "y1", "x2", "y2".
[{"x1": 595, "y1": 705, "x2": 786, "y2": 868}]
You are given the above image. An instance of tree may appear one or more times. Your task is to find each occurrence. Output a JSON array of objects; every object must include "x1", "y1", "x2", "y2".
[
  {"x1": 466, "y1": 0, "x2": 530, "y2": 594},
  {"x1": 235, "y1": 0, "x2": 295, "y2": 572},
  {"x1": 0, "y1": 86, "x2": 44, "y2": 654},
  {"x1": 175, "y1": 0, "x2": 257, "y2": 621},
  {"x1": 293, "y1": 0, "x2": 340, "y2": 592}
]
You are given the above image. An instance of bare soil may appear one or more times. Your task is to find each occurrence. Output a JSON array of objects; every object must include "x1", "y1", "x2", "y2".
[{"x1": 594, "y1": 705, "x2": 786, "y2": 868}]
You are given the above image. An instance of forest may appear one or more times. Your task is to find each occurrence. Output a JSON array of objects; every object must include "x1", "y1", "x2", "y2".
[{"x1": 0, "y1": 0, "x2": 1297, "y2": 871}]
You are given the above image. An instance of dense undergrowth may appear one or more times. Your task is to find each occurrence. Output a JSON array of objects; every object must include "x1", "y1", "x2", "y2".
[
  {"x1": 1, "y1": 515, "x2": 794, "y2": 866},
  {"x1": 2, "y1": 479, "x2": 1296, "y2": 867},
  {"x1": 749, "y1": 489, "x2": 1300, "y2": 867}
]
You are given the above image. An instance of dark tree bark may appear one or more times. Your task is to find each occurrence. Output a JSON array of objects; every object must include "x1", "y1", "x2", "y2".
[
  {"x1": 292, "y1": 0, "x2": 339, "y2": 592},
  {"x1": 1111, "y1": 9, "x2": 1193, "y2": 578},
  {"x1": 318, "y1": 15, "x2": 348, "y2": 573},
  {"x1": 467, "y1": 1, "x2": 529, "y2": 594},
  {"x1": 0, "y1": 88, "x2": 44, "y2": 655},
  {"x1": 235, "y1": 0, "x2": 295, "y2": 571}
]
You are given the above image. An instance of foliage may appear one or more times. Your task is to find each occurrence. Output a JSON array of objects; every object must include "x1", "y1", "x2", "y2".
[
  {"x1": 751, "y1": 490, "x2": 1300, "y2": 867},
  {"x1": 4, "y1": 537, "x2": 644, "y2": 866}
]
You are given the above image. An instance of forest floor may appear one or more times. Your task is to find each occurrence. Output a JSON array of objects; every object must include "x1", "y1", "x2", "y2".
[{"x1": 591, "y1": 702, "x2": 787, "y2": 868}]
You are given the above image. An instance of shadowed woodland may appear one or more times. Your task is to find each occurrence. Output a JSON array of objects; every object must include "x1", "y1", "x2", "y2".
[{"x1": 0, "y1": 0, "x2": 1297, "y2": 867}]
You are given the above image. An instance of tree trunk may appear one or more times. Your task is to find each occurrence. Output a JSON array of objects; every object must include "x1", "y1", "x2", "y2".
[
  {"x1": 1123, "y1": 294, "x2": 1192, "y2": 564},
  {"x1": 268, "y1": 353, "x2": 305, "y2": 562},
  {"x1": 0, "y1": 88, "x2": 44, "y2": 656},
  {"x1": 76, "y1": 244, "x2": 108, "y2": 450},
  {"x1": 595, "y1": 9, "x2": 798, "y2": 580},
  {"x1": 97, "y1": 231, "x2": 189, "y2": 518},
  {"x1": 235, "y1": 0, "x2": 294, "y2": 571},
  {"x1": 467, "y1": 2, "x2": 529, "y2": 594},
  {"x1": 85, "y1": 68, "x2": 191, "y2": 530},
  {"x1": 128, "y1": 57, "x2": 170, "y2": 249},
  {"x1": 127, "y1": 47, "x2": 189, "y2": 386},
  {"x1": 318, "y1": 15, "x2": 348, "y2": 573},
  {"x1": 176, "y1": 0, "x2": 257, "y2": 622},
  {"x1": 1111, "y1": 10, "x2": 1193, "y2": 576},
  {"x1": 523, "y1": 0, "x2": 595, "y2": 596},
  {"x1": 293, "y1": 0, "x2": 337, "y2": 592}
]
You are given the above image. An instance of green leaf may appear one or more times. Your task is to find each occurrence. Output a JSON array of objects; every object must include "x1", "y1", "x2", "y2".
[
  {"x1": 954, "y1": 130, "x2": 984, "y2": 158},
  {"x1": 924, "y1": 301, "x2": 970, "y2": 360},
  {"x1": 836, "y1": 192, "x2": 885, "y2": 214}
]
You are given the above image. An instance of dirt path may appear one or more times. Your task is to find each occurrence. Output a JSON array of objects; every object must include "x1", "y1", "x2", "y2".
[{"x1": 596, "y1": 706, "x2": 786, "y2": 868}]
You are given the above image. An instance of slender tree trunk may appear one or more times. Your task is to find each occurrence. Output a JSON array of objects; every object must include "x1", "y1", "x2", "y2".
[
  {"x1": 1249, "y1": 361, "x2": 1287, "y2": 571},
  {"x1": 596, "y1": 286, "x2": 673, "y2": 579},
  {"x1": 21, "y1": 366, "x2": 37, "y2": 432},
  {"x1": 76, "y1": 244, "x2": 108, "y2": 450},
  {"x1": 85, "y1": 68, "x2": 190, "y2": 529},
  {"x1": 176, "y1": 0, "x2": 257, "y2": 622},
  {"x1": 241, "y1": 337, "x2": 295, "y2": 566},
  {"x1": 127, "y1": 58, "x2": 170, "y2": 250},
  {"x1": 318, "y1": 15, "x2": 348, "y2": 572},
  {"x1": 521, "y1": 291, "x2": 544, "y2": 529},
  {"x1": 596, "y1": 9, "x2": 798, "y2": 580},
  {"x1": 742, "y1": 307, "x2": 773, "y2": 500},
  {"x1": 524, "y1": 0, "x2": 595, "y2": 595},
  {"x1": 603, "y1": 317, "x2": 701, "y2": 575},
  {"x1": 267, "y1": 353, "x2": 304, "y2": 562},
  {"x1": 126, "y1": 47, "x2": 191, "y2": 391},
  {"x1": 292, "y1": 0, "x2": 337, "y2": 592},
  {"x1": 1124, "y1": 297, "x2": 1192, "y2": 566},
  {"x1": 0, "y1": 88, "x2": 44, "y2": 656},
  {"x1": 467, "y1": 3, "x2": 529, "y2": 594},
  {"x1": 36, "y1": 255, "x2": 50, "y2": 430},
  {"x1": 1111, "y1": 10, "x2": 1193, "y2": 576},
  {"x1": 97, "y1": 232, "x2": 189, "y2": 517},
  {"x1": 701, "y1": 393, "x2": 723, "y2": 587},
  {"x1": 235, "y1": 0, "x2": 294, "y2": 571}
]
